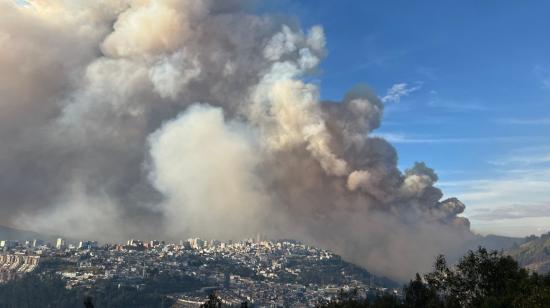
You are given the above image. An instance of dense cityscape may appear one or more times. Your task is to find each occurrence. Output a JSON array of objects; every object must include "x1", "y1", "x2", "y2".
[{"x1": 0, "y1": 237, "x2": 397, "y2": 307}]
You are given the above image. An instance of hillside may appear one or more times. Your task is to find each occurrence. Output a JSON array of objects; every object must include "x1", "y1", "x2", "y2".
[
  {"x1": 459, "y1": 233, "x2": 526, "y2": 254},
  {"x1": 506, "y1": 232, "x2": 550, "y2": 274}
]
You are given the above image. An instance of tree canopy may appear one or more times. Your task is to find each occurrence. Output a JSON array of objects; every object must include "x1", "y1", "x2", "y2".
[{"x1": 321, "y1": 247, "x2": 550, "y2": 308}]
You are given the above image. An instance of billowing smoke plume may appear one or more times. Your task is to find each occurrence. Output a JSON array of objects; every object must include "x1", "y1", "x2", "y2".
[{"x1": 1, "y1": 0, "x2": 471, "y2": 281}]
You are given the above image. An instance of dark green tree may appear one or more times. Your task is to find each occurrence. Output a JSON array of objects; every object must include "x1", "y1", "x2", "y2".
[
  {"x1": 317, "y1": 288, "x2": 370, "y2": 308},
  {"x1": 423, "y1": 247, "x2": 550, "y2": 307},
  {"x1": 403, "y1": 273, "x2": 440, "y2": 308},
  {"x1": 83, "y1": 296, "x2": 94, "y2": 308},
  {"x1": 201, "y1": 292, "x2": 222, "y2": 308}
]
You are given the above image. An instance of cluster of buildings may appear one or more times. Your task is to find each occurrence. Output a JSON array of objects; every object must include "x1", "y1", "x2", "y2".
[
  {"x1": 0, "y1": 236, "x2": 397, "y2": 306},
  {"x1": 0, "y1": 254, "x2": 40, "y2": 283}
]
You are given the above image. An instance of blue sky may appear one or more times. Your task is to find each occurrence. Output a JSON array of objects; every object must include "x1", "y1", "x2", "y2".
[{"x1": 266, "y1": 1, "x2": 550, "y2": 236}]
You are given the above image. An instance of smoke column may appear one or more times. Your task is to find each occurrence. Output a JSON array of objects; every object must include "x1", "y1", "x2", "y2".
[{"x1": 0, "y1": 0, "x2": 471, "y2": 281}]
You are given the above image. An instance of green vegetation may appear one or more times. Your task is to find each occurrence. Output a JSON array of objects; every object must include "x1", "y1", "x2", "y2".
[
  {"x1": 320, "y1": 289, "x2": 401, "y2": 308},
  {"x1": 0, "y1": 272, "x2": 204, "y2": 308},
  {"x1": 200, "y1": 293, "x2": 224, "y2": 308},
  {"x1": 320, "y1": 247, "x2": 550, "y2": 308},
  {"x1": 0, "y1": 273, "x2": 81, "y2": 308}
]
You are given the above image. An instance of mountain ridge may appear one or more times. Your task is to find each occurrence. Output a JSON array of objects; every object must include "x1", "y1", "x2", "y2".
[{"x1": 505, "y1": 232, "x2": 550, "y2": 274}]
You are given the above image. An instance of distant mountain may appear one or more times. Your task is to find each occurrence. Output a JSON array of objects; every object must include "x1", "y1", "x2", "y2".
[
  {"x1": 0, "y1": 225, "x2": 49, "y2": 242},
  {"x1": 506, "y1": 232, "x2": 550, "y2": 274},
  {"x1": 460, "y1": 234, "x2": 527, "y2": 253}
]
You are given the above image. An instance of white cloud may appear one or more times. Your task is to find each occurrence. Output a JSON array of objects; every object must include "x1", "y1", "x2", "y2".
[
  {"x1": 436, "y1": 144, "x2": 550, "y2": 236},
  {"x1": 488, "y1": 145, "x2": 550, "y2": 166},
  {"x1": 380, "y1": 82, "x2": 421, "y2": 103},
  {"x1": 469, "y1": 203, "x2": 550, "y2": 221},
  {"x1": 438, "y1": 144, "x2": 550, "y2": 236},
  {"x1": 469, "y1": 217, "x2": 550, "y2": 237}
]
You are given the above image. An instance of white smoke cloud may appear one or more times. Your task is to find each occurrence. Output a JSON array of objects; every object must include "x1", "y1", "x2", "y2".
[
  {"x1": 1, "y1": 0, "x2": 473, "y2": 281},
  {"x1": 16, "y1": 180, "x2": 125, "y2": 240},
  {"x1": 148, "y1": 104, "x2": 274, "y2": 240},
  {"x1": 149, "y1": 50, "x2": 201, "y2": 100}
]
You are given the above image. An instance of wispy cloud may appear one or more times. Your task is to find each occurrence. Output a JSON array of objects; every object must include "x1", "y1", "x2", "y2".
[
  {"x1": 488, "y1": 145, "x2": 550, "y2": 166},
  {"x1": 440, "y1": 171, "x2": 550, "y2": 236},
  {"x1": 373, "y1": 132, "x2": 548, "y2": 144},
  {"x1": 382, "y1": 116, "x2": 452, "y2": 126},
  {"x1": 381, "y1": 83, "x2": 422, "y2": 103},
  {"x1": 469, "y1": 203, "x2": 550, "y2": 221},
  {"x1": 495, "y1": 117, "x2": 550, "y2": 125},
  {"x1": 357, "y1": 50, "x2": 410, "y2": 69},
  {"x1": 427, "y1": 98, "x2": 486, "y2": 111},
  {"x1": 490, "y1": 155, "x2": 550, "y2": 166},
  {"x1": 353, "y1": 36, "x2": 421, "y2": 71},
  {"x1": 416, "y1": 66, "x2": 438, "y2": 80},
  {"x1": 427, "y1": 91, "x2": 487, "y2": 112},
  {"x1": 534, "y1": 65, "x2": 550, "y2": 90},
  {"x1": 442, "y1": 177, "x2": 550, "y2": 202},
  {"x1": 374, "y1": 132, "x2": 469, "y2": 144}
]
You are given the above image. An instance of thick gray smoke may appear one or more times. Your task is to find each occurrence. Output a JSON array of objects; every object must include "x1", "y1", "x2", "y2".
[{"x1": 0, "y1": 0, "x2": 472, "y2": 281}]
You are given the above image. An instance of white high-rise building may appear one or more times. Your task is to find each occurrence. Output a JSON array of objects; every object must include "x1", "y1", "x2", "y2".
[
  {"x1": 0, "y1": 240, "x2": 17, "y2": 250},
  {"x1": 55, "y1": 238, "x2": 66, "y2": 250},
  {"x1": 188, "y1": 238, "x2": 205, "y2": 249},
  {"x1": 32, "y1": 239, "x2": 44, "y2": 248}
]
